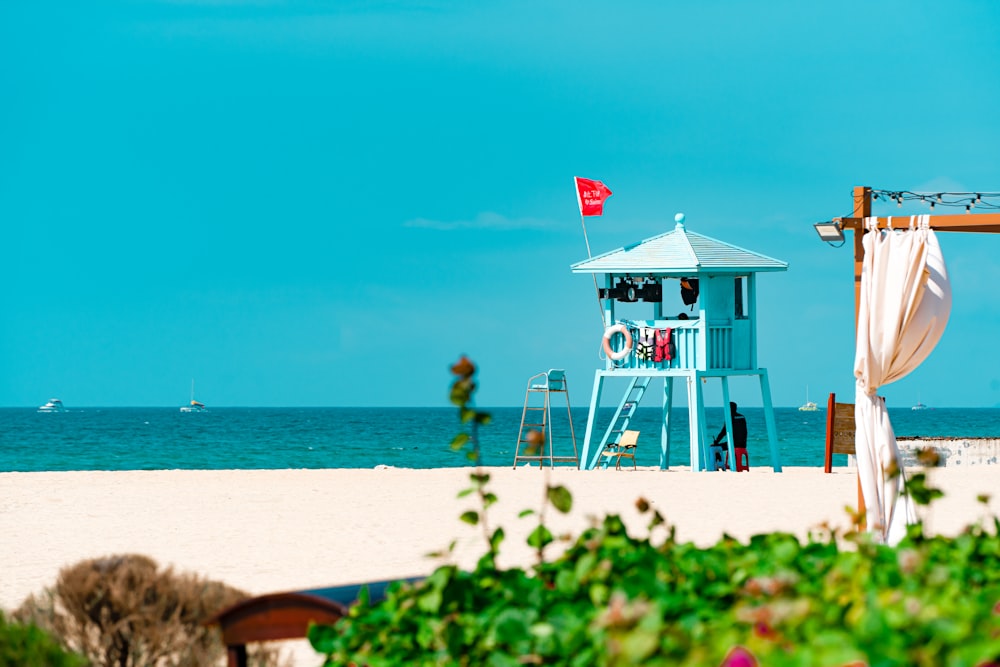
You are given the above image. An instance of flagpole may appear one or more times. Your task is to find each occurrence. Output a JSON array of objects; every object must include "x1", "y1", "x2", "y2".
[
  {"x1": 579, "y1": 210, "x2": 607, "y2": 329},
  {"x1": 580, "y1": 215, "x2": 594, "y2": 258}
]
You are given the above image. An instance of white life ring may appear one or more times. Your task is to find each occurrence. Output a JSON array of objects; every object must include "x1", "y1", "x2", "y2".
[{"x1": 602, "y1": 323, "x2": 633, "y2": 361}]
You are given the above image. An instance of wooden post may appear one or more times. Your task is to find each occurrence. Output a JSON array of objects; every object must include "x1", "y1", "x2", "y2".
[
  {"x1": 851, "y1": 186, "x2": 870, "y2": 529},
  {"x1": 852, "y1": 186, "x2": 870, "y2": 325},
  {"x1": 824, "y1": 392, "x2": 836, "y2": 474},
  {"x1": 227, "y1": 645, "x2": 247, "y2": 667}
]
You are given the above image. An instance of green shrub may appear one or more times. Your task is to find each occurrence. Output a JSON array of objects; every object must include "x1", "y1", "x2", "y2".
[
  {"x1": 311, "y1": 512, "x2": 1000, "y2": 666},
  {"x1": 309, "y1": 357, "x2": 1000, "y2": 666},
  {"x1": 15, "y1": 554, "x2": 284, "y2": 667},
  {"x1": 0, "y1": 611, "x2": 86, "y2": 667}
]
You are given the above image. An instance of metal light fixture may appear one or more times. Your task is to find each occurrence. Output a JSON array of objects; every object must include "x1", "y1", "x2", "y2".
[{"x1": 813, "y1": 220, "x2": 844, "y2": 243}]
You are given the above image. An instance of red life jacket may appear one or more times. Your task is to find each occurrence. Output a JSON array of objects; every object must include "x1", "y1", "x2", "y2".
[{"x1": 654, "y1": 328, "x2": 673, "y2": 363}]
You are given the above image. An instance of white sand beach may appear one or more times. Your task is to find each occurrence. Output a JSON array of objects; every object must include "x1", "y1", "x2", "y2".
[{"x1": 1, "y1": 466, "x2": 997, "y2": 665}]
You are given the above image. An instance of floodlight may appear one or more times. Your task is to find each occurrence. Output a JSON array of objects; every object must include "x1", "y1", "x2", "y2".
[{"x1": 813, "y1": 221, "x2": 845, "y2": 243}]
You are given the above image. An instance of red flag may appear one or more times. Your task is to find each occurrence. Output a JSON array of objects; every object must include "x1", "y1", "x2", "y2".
[{"x1": 575, "y1": 176, "x2": 612, "y2": 216}]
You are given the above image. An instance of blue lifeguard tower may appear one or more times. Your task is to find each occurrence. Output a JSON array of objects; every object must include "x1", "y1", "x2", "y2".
[{"x1": 572, "y1": 214, "x2": 788, "y2": 471}]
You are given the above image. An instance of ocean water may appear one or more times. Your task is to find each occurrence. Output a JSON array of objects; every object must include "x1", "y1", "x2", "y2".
[{"x1": 2, "y1": 407, "x2": 999, "y2": 473}]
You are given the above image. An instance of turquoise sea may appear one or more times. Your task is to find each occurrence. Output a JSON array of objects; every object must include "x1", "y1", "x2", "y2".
[{"x1": 3, "y1": 407, "x2": 999, "y2": 472}]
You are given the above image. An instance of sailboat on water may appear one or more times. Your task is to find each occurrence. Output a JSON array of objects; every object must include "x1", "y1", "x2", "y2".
[
  {"x1": 180, "y1": 380, "x2": 206, "y2": 413},
  {"x1": 798, "y1": 386, "x2": 818, "y2": 412}
]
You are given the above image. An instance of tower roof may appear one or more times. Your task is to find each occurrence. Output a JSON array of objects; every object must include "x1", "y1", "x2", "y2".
[{"x1": 571, "y1": 216, "x2": 788, "y2": 275}]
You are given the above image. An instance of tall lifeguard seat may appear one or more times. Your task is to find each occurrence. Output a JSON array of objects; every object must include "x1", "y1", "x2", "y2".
[
  {"x1": 571, "y1": 213, "x2": 788, "y2": 472},
  {"x1": 513, "y1": 370, "x2": 579, "y2": 468}
]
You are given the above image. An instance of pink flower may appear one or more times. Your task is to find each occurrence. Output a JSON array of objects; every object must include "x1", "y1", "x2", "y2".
[
  {"x1": 721, "y1": 646, "x2": 758, "y2": 667},
  {"x1": 753, "y1": 622, "x2": 776, "y2": 639}
]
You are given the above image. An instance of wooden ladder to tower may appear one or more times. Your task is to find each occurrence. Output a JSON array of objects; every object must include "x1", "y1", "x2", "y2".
[{"x1": 513, "y1": 370, "x2": 579, "y2": 468}]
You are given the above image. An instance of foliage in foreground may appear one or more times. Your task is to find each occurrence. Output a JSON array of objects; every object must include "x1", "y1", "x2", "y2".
[
  {"x1": 15, "y1": 554, "x2": 284, "y2": 667},
  {"x1": 309, "y1": 357, "x2": 1000, "y2": 666},
  {"x1": 0, "y1": 611, "x2": 86, "y2": 667},
  {"x1": 312, "y1": 511, "x2": 1000, "y2": 666}
]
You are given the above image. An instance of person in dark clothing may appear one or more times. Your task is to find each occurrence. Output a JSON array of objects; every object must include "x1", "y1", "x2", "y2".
[{"x1": 713, "y1": 402, "x2": 747, "y2": 450}]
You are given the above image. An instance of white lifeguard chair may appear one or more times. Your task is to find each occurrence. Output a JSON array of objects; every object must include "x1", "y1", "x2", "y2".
[{"x1": 513, "y1": 370, "x2": 579, "y2": 468}]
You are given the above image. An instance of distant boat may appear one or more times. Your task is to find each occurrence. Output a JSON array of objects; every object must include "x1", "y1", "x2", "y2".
[
  {"x1": 798, "y1": 386, "x2": 818, "y2": 412},
  {"x1": 912, "y1": 401, "x2": 929, "y2": 411},
  {"x1": 38, "y1": 398, "x2": 66, "y2": 413},
  {"x1": 180, "y1": 380, "x2": 207, "y2": 413}
]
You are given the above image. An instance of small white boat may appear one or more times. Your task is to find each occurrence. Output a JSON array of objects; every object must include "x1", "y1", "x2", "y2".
[
  {"x1": 912, "y1": 402, "x2": 929, "y2": 411},
  {"x1": 180, "y1": 380, "x2": 207, "y2": 413},
  {"x1": 38, "y1": 398, "x2": 66, "y2": 413},
  {"x1": 798, "y1": 387, "x2": 818, "y2": 412}
]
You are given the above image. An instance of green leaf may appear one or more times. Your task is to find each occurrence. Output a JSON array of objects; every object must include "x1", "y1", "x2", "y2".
[
  {"x1": 307, "y1": 623, "x2": 340, "y2": 654},
  {"x1": 906, "y1": 472, "x2": 945, "y2": 506},
  {"x1": 555, "y1": 567, "x2": 578, "y2": 594},
  {"x1": 492, "y1": 607, "x2": 532, "y2": 645},
  {"x1": 487, "y1": 653, "x2": 523, "y2": 667},
  {"x1": 518, "y1": 509, "x2": 535, "y2": 518},
  {"x1": 490, "y1": 527, "x2": 505, "y2": 551},
  {"x1": 356, "y1": 583, "x2": 371, "y2": 606},
  {"x1": 416, "y1": 587, "x2": 443, "y2": 614},
  {"x1": 450, "y1": 433, "x2": 470, "y2": 451},
  {"x1": 547, "y1": 485, "x2": 573, "y2": 513},
  {"x1": 460, "y1": 510, "x2": 479, "y2": 525},
  {"x1": 573, "y1": 551, "x2": 597, "y2": 582},
  {"x1": 527, "y1": 524, "x2": 553, "y2": 549},
  {"x1": 450, "y1": 382, "x2": 472, "y2": 407},
  {"x1": 620, "y1": 628, "x2": 660, "y2": 662}
]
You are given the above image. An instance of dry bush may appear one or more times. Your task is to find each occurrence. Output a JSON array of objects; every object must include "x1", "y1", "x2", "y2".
[{"x1": 15, "y1": 554, "x2": 286, "y2": 667}]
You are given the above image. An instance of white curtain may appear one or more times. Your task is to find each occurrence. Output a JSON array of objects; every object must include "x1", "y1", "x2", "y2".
[{"x1": 854, "y1": 215, "x2": 951, "y2": 545}]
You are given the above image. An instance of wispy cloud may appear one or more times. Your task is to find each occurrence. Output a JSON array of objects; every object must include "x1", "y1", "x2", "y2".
[{"x1": 403, "y1": 212, "x2": 554, "y2": 231}]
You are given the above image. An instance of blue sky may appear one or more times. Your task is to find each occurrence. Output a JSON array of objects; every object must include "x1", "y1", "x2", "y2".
[{"x1": 2, "y1": 1, "x2": 999, "y2": 408}]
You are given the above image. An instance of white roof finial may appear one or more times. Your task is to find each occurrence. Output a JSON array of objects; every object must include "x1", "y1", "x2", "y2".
[{"x1": 674, "y1": 212, "x2": 686, "y2": 230}]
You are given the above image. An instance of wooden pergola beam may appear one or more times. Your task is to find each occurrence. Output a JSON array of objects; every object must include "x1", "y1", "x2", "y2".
[{"x1": 838, "y1": 214, "x2": 1000, "y2": 234}]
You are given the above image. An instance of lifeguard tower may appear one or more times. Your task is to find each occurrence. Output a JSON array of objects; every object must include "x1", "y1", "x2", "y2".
[{"x1": 572, "y1": 214, "x2": 788, "y2": 471}]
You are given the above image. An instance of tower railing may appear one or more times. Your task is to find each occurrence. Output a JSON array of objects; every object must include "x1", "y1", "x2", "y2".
[
  {"x1": 707, "y1": 324, "x2": 732, "y2": 369},
  {"x1": 603, "y1": 319, "x2": 747, "y2": 371}
]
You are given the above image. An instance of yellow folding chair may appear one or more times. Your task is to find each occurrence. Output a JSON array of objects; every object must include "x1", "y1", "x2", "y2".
[{"x1": 602, "y1": 430, "x2": 639, "y2": 470}]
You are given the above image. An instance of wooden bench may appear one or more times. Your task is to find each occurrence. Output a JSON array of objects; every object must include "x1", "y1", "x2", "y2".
[
  {"x1": 824, "y1": 393, "x2": 855, "y2": 473},
  {"x1": 208, "y1": 578, "x2": 422, "y2": 667}
]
